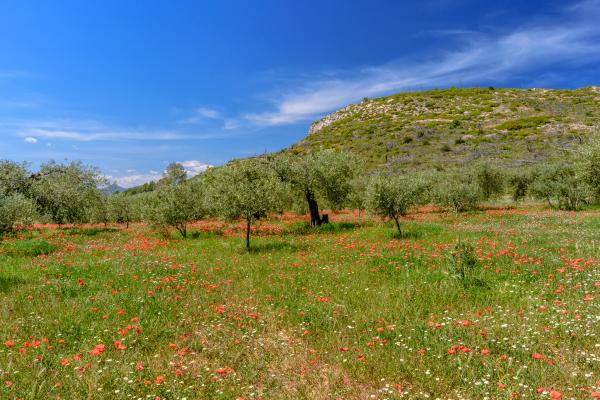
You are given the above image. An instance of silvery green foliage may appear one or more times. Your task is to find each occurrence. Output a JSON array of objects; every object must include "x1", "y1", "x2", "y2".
[
  {"x1": 87, "y1": 192, "x2": 111, "y2": 225},
  {"x1": 162, "y1": 162, "x2": 188, "y2": 187},
  {"x1": 0, "y1": 194, "x2": 37, "y2": 234},
  {"x1": 474, "y1": 163, "x2": 504, "y2": 201},
  {"x1": 144, "y1": 180, "x2": 207, "y2": 238},
  {"x1": 32, "y1": 161, "x2": 106, "y2": 224},
  {"x1": 366, "y1": 174, "x2": 426, "y2": 234},
  {"x1": 108, "y1": 193, "x2": 135, "y2": 227},
  {"x1": 579, "y1": 134, "x2": 600, "y2": 202},
  {"x1": 434, "y1": 175, "x2": 482, "y2": 213},
  {"x1": 530, "y1": 163, "x2": 589, "y2": 210},
  {"x1": 205, "y1": 159, "x2": 281, "y2": 250},
  {"x1": 272, "y1": 150, "x2": 357, "y2": 210},
  {"x1": 0, "y1": 160, "x2": 32, "y2": 198},
  {"x1": 508, "y1": 169, "x2": 534, "y2": 202}
]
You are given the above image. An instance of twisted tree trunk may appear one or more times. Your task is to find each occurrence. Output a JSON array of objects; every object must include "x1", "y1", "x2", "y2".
[{"x1": 305, "y1": 190, "x2": 323, "y2": 227}]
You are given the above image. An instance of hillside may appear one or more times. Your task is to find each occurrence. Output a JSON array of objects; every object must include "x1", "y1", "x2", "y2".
[{"x1": 292, "y1": 87, "x2": 600, "y2": 171}]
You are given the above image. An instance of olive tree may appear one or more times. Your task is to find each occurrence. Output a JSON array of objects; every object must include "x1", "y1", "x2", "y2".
[
  {"x1": 508, "y1": 169, "x2": 533, "y2": 203},
  {"x1": 269, "y1": 150, "x2": 356, "y2": 226},
  {"x1": 31, "y1": 161, "x2": 106, "y2": 224},
  {"x1": 0, "y1": 194, "x2": 37, "y2": 234},
  {"x1": 206, "y1": 159, "x2": 280, "y2": 252},
  {"x1": 579, "y1": 135, "x2": 600, "y2": 202},
  {"x1": 160, "y1": 162, "x2": 187, "y2": 187},
  {"x1": 108, "y1": 193, "x2": 135, "y2": 228},
  {"x1": 474, "y1": 163, "x2": 504, "y2": 201},
  {"x1": 434, "y1": 174, "x2": 482, "y2": 213},
  {"x1": 530, "y1": 163, "x2": 588, "y2": 210},
  {"x1": 0, "y1": 160, "x2": 32, "y2": 197},
  {"x1": 366, "y1": 174, "x2": 426, "y2": 235},
  {"x1": 144, "y1": 180, "x2": 207, "y2": 238}
]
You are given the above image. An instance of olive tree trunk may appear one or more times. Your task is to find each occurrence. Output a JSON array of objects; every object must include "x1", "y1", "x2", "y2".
[
  {"x1": 305, "y1": 190, "x2": 326, "y2": 227},
  {"x1": 245, "y1": 218, "x2": 251, "y2": 253}
]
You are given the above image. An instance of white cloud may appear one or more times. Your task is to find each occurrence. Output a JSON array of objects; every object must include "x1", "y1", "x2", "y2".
[
  {"x1": 24, "y1": 136, "x2": 38, "y2": 143},
  {"x1": 107, "y1": 161, "x2": 212, "y2": 188},
  {"x1": 245, "y1": 0, "x2": 600, "y2": 126},
  {"x1": 106, "y1": 171, "x2": 161, "y2": 188},
  {"x1": 179, "y1": 160, "x2": 213, "y2": 176}
]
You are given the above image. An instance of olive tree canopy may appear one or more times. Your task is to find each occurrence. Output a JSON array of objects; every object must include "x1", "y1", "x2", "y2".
[{"x1": 269, "y1": 150, "x2": 356, "y2": 226}]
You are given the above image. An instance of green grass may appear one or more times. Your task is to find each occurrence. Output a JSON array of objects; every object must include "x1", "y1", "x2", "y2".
[
  {"x1": 0, "y1": 239, "x2": 58, "y2": 257},
  {"x1": 0, "y1": 208, "x2": 599, "y2": 399}
]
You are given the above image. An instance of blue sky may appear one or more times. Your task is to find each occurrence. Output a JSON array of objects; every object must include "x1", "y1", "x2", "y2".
[{"x1": 1, "y1": 0, "x2": 599, "y2": 187}]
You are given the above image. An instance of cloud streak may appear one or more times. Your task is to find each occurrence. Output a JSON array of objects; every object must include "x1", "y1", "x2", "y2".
[
  {"x1": 245, "y1": 0, "x2": 600, "y2": 126},
  {"x1": 2, "y1": 118, "x2": 221, "y2": 142}
]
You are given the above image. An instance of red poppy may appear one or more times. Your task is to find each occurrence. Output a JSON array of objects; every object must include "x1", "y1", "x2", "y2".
[
  {"x1": 113, "y1": 341, "x2": 126, "y2": 351},
  {"x1": 90, "y1": 344, "x2": 105, "y2": 356}
]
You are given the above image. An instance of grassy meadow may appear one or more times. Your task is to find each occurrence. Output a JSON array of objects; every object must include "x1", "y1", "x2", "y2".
[{"x1": 1, "y1": 207, "x2": 599, "y2": 399}]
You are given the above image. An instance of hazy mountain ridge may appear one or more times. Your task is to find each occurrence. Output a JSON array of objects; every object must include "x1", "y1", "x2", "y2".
[{"x1": 292, "y1": 87, "x2": 600, "y2": 171}]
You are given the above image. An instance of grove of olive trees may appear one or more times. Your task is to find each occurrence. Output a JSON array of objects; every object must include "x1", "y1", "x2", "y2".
[{"x1": 2, "y1": 137, "x2": 600, "y2": 243}]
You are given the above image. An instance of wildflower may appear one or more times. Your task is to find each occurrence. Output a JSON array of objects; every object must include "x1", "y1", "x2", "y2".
[
  {"x1": 4, "y1": 340, "x2": 14, "y2": 348},
  {"x1": 154, "y1": 375, "x2": 164, "y2": 385},
  {"x1": 5, "y1": 381, "x2": 13, "y2": 387},
  {"x1": 532, "y1": 353, "x2": 543, "y2": 360},
  {"x1": 215, "y1": 367, "x2": 230, "y2": 375},
  {"x1": 91, "y1": 344, "x2": 105, "y2": 356},
  {"x1": 78, "y1": 279, "x2": 85, "y2": 286},
  {"x1": 549, "y1": 390, "x2": 562, "y2": 399},
  {"x1": 113, "y1": 340, "x2": 126, "y2": 350}
]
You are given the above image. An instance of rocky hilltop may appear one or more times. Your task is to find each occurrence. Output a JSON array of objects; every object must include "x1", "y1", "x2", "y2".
[{"x1": 295, "y1": 87, "x2": 600, "y2": 171}]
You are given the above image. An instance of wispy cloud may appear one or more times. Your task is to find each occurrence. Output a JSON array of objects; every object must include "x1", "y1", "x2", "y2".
[
  {"x1": 1, "y1": 118, "x2": 220, "y2": 142},
  {"x1": 245, "y1": 0, "x2": 600, "y2": 126},
  {"x1": 178, "y1": 106, "x2": 221, "y2": 124}
]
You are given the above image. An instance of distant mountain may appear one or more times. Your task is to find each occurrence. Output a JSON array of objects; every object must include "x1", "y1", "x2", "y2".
[
  {"x1": 101, "y1": 183, "x2": 126, "y2": 195},
  {"x1": 290, "y1": 87, "x2": 600, "y2": 171}
]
